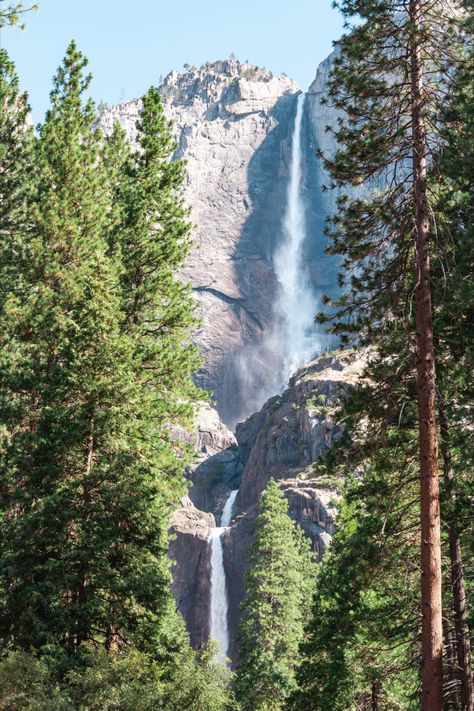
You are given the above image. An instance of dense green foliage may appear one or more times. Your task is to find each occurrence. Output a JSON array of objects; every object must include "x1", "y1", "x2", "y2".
[
  {"x1": 294, "y1": 1, "x2": 474, "y2": 709},
  {"x1": 0, "y1": 37, "x2": 231, "y2": 710},
  {"x1": 0, "y1": 644, "x2": 232, "y2": 711},
  {"x1": 292, "y1": 456, "x2": 422, "y2": 709},
  {"x1": 235, "y1": 480, "x2": 313, "y2": 710},
  {"x1": 0, "y1": 40, "x2": 193, "y2": 658}
]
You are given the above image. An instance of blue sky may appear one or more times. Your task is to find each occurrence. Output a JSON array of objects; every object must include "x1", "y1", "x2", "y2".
[{"x1": 1, "y1": 0, "x2": 345, "y2": 124}]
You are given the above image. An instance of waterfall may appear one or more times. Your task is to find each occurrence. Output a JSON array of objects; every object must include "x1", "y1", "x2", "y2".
[
  {"x1": 209, "y1": 490, "x2": 238, "y2": 662},
  {"x1": 273, "y1": 92, "x2": 319, "y2": 385},
  {"x1": 236, "y1": 91, "x2": 324, "y2": 419}
]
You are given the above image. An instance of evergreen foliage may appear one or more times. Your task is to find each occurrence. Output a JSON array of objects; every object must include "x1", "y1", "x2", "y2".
[
  {"x1": 0, "y1": 49, "x2": 36, "y2": 305},
  {"x1": 292, "y1": 449, "x2": 422, "y2": 709},
  {"x1": 0, "y1": 644, "x2": 232, "y2": 710},
  {"x1": 235, "y1": 479, "x2": 313, "y2": 710},
  {"x1": 0, "y1": 2, "x2": 38, "y2": 29},
  {"x1": 108, "y1": 83, "x2": 201, "y2": 481},
  {"x1": 431, "y1": 9, "x2": 474, "y2": 703},
  {"x1": 0, "y1": 40, "x2": 200, "y2": 671},
  {"x1": 295, "y1": 1, "x2": 473, "y2": 708}
]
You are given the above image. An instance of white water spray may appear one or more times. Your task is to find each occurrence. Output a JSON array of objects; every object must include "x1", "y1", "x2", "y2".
[
  {"x1": 234, "y1": 91, "x2": 331, "y2": 423},
  {"x1": 209, "y1": 490, "x2": 238, "y2": 663},
  {"x1": 273, "y1": 92, "x2": 319, "y2": 384}
]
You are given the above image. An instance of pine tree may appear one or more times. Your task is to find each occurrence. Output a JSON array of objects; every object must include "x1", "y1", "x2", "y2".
[
  {"x1": 431, "y1": 9, "x2": 474, "y2": 702},
  {"x1": 0, "y1": 49, "x2": 36, "y2": 306},
  {"x1": 292, "y1": 433, "x2": 423, "y2": 710},
  {"x1": 107, "y1": 84, "x2": 201, "y2": 498},
  {"x1": 312, "y1": 2, "x2": 465, "y2": 706},
  {"x1": 0, "y1": 42, "x2": 198, "y2": 666},
  {"x1": 0, "y1": 2, "x2": 38, "y2": 29},
  {"x1": 235, "y1": 480, "x2": 313, "y2": 711}
]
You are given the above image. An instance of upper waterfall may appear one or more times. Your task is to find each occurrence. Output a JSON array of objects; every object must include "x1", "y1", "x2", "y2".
[
  {"x1": 99, "y1": 59, "x2": 340, "y2": 426},
  {"x1": 273, "y1": 92, "x2": 321, "y2": 388}
]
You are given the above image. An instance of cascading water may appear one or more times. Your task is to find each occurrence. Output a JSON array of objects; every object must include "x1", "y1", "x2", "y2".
[
  {"x1": 236, "y1": 91, "x2": 324, "y2": 419},
  {"x1": 209, "y1": 490, "x2": 238, "y2": 663},
  {"x1": 273, "y1": 92, "x2": 320, "y2": 385}
]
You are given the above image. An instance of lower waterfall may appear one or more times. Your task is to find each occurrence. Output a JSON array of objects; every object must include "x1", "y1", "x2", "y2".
[{"x1": 209, "y1": 489, "x2": 238, "y2": 662}]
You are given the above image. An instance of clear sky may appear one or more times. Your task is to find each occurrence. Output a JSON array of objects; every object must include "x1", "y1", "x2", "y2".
[{"x1": 1, "y1": 0, "x2": 345, "y2": 124}]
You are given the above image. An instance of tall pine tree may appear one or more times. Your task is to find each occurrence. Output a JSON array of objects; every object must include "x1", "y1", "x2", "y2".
[
  {"x1": 432, "y1": 6, "x2": 474, "y2": 702},
  {"x1": 312, "y1": 2, "x2": 464, "y2": 706},
  {"x1": 235, "y1": 480, "x2": 313, "y2": 711},
  {"x1": 0, "y1": 41, "x2": 199, "y2": 667},
  {"x1": 107, "y1": 84, "x2": 201, "y2": 501},
  {"x1": 0, "y1": 48, "x2": 36, "y2": 306}
]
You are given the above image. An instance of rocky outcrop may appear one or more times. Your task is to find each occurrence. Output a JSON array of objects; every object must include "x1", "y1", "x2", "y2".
[
  {"x1": 170, "y1": 350, "x2": 366, "y2": 661},
  {"x1": 223, "y1": 349, "x2": 367, "y2": 661},
  {"x1": 181, "y1": 402, "x2": 244, "y2": 516},
  {"x1": 234, "y1": 350, "x2": 365, "y2": 513},
  {"x1": 281, "y1": 479, "x2": 337, "y2": 560},
  {"x1": 169, "y1": 497, "x2": 214, "y2": 649}
]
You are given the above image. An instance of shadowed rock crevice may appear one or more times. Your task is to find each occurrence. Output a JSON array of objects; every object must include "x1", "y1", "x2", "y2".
[{"x1": 192, "y1": 285, "x2": 264, "y2": 332}]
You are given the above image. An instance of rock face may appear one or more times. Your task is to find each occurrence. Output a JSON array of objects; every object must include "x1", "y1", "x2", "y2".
[
  {"x1": 187, "y1": 402, "x2": 243, "y2": 517},
  {"x1": 170, "y1": 350, "x2": 366, "y2": 662},
  {"x1": 235, "y1": 350, "x2": 365, "y2": 513},
  {"x1": 169, "y1": 497, "x2": 214, "y2": 649},
  {"x1": 98, "y1": 60, "x2": 301, "y2": 425},
  {"x1": 98, "y1": 56, "x2": 348, "y2": 427},
  {"x1": 223, "y1": 349, "x2": 366, "y2": 660}
]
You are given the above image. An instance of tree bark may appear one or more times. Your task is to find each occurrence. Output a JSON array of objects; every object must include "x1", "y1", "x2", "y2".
[
  {"x1": 371, "y1": 680, "x2": 379, "y2": 711},
  {"x1": 443, "y1": 611, "x2": 462, "y2": 709},
  {"x1": 439, "y1": 400, "x2": 474, "y2": 711},
  {"x1": 409, "y1": 1, "x2": 443, "y2": 708},
  {"x1": 73, "y1": 417, "x2": 95, "y2": 649}
]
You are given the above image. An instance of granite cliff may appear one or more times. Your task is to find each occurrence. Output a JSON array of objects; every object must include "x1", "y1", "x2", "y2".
[
  {"x1": 98, "y1": 52, "x2": 357, "y2": 664},
  {"x1": 98, "y1": 57, "x2": 341, "y2": 426}
]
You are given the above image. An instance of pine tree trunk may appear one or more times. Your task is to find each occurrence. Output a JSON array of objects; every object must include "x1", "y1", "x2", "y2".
[
  {"x1": 107, "y1": 623, "x2": 120, "y2": 653},
  {"x1": 74, "y1": 418, "x2": 95, "y2": 649},
  {"x1": 439, "y1": 400, "x2": 474, "y2": 711},
  {"x1": 371, "y1": 680, "x2": 379, "y2": 711},
  {"x1": 443, "y1": 610, "x2": 462, "y2": 709},
  {"x1": 409, "y1": 1, "x2": 443, "y2": 708}
]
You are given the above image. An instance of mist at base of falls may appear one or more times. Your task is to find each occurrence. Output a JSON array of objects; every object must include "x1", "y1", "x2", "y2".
[{"x1": 235, "y1": 92, "x2": 331, "y2": 421}]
